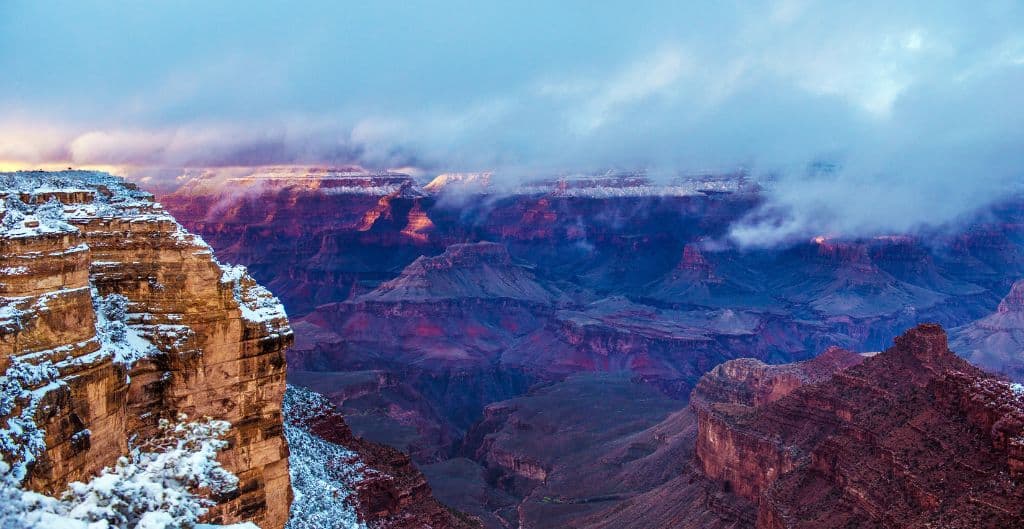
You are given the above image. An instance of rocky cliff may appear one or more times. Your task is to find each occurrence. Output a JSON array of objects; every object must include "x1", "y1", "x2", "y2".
[
  {"x1": 284, "y1": 385, "x2": 480, "y2": 529},
  {"x1": 159, "y1": 169, "x2": 441, "y2": 317},
  {"x1": 952, "y1": 279, "x2": 1024, "y2": 380},
  {"x1": 562, "y1": 325, "x2": 1024, "y2": 529},
  {"x1": 690, "y1": 324, "x2": 1024, "y2": 528},
  {"x1": 0, "y1": 171, "x2": 293, "y2": 528}
]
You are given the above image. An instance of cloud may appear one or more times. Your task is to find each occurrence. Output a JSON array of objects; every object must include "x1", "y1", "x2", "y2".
[
  {"x1": 566, "y1": 47, "x2": 690, "y2": 133},
  {"x1": 0, "y1": 1, "x2": 1022, "y2": 245}
]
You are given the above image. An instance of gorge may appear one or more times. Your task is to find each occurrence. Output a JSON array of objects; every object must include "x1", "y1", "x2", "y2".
[
  {"x1": 4, "y1": 3, "x2": 1024, "y2": 527},
  {"x1": 155, "y1": 168, "x2": 1024, "y2": 528}
]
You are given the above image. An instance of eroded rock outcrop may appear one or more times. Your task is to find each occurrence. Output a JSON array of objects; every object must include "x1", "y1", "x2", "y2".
[
  {"x1": 691, "y1": 347, "x2": 865, "y2": 503},
  {"x1": 0, "y1": 171, "x2": 293, "y2": 528},
  {"x1": 692, "y1": 324, "x2": 1024, "y2": 528},
  {"x1": 284, "y1": 385, "x2": 480, "y2": 529},
  {"x1": 159, "y1": 168, "x2": 440, "y2": 317}
]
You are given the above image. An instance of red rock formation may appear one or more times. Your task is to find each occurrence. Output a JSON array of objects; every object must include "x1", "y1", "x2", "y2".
[
  {"x1": 362, "y1": 242, "x2": 557, "y2": 303},
  {"x1": 1, "y1": 171, "x2": 292, "y2": 528},
  {"x1": 692, "y1": 324, "x2": 1024, "y2": 528},
  {"x1": 159, "y1": 169, "x2": 437, "y2": 317},
  {"x1": 691, "y1": 347, "x2": 865, "y2": 503}
]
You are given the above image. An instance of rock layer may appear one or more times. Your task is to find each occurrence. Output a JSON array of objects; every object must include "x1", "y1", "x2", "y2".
[
  {"x1": 952, "y1": 279, "x2": 1024, "y2": 380},
  {"x1": 691, "y1": 324, "x2": 1024, "y2": 528},
  {"x1": 0, "y1": 171, "x2": 293, "y2": 528}
]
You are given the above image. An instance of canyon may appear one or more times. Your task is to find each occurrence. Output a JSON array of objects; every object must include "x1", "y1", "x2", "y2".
[
  {"x1": 0, "y1": 171, "x2": 473, "y2": 529},
  {"x1": 2, "y1": 168, "x2": 1021, "y2": 528},
  {"x1": 567, "y1": 324, "x2": 1024, "y2": 529},
  {"x1": 155, "y1": 168, "x2": 1024, "y2": 528}
]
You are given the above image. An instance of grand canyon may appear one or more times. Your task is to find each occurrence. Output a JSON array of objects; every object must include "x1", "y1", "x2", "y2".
[
  {"x1": 3, "y1": 2, "x2": 1024, "y2": 528},
  {"x1": 3, "y1": 167, "x2": 1023, "y2": 527},
  {"x1": 150, "y1": 167, "x2": 1024, "y2": 528}
]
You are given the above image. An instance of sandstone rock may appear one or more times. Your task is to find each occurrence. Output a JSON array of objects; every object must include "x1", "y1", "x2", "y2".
[
  {"x1": 0, "y1": 171, "x2": 292, "y2": 529},
  {"x1": 693, "y1": 324, "x2": 1024, "y2": 528}
]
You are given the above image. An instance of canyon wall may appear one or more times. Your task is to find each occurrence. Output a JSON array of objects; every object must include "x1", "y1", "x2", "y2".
[
  {"x1": 158, "y1": 170, "x2": 1024, "y2": 529},
  {"x1": 0, "y1": 171, "x2": 293, "y2": 528},
  {"x1": 690, "y1": 324, "x2": 1024, "y2": 528}
]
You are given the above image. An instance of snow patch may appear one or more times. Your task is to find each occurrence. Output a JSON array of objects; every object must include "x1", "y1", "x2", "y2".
[
  {"x1": 92, "y1": 289, "x2": 159, "y2": 369},
  {"x1": 283, "y1": 386, "x2": 366, "y2": 529},
  {"x1": 219, "y1": 264, "x2": 289, "y2": 329},
  {"x1": 0, "y1": 415, "x2": 247, "y2": 529}
]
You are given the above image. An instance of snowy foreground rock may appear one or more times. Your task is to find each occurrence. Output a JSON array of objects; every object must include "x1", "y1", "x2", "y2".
[
  {"x1": 0, "y1": 415, "x2": 240, "y2": 529},
  {"x1": 282, "y1": 385, "x2": 480, "y2": 529},
  {"x1": 282, "y1": 387, "x2": 366, "y2": 529},
  {"x1": 1, "y1": 171, "x2": 292, "y2": 528}
]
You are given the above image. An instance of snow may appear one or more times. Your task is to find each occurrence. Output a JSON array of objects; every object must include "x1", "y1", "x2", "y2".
[
  {"x1": 1, "y1": 170, "x2": 201, "y2": 249},
  {"x1": 92, "y1": 290, "x2": 159, "y2": 368},
  {"x1": 1012, "y1": 383, "x2": 1024, "y2": 398},
  {"x1": 218, "y1": 264, "x2": 289, "y2": 329},
  {"x1": 1, "y1": 196, "x2": 78, "y2": 239},
  {"x1": 0, "y1": 415, "x2": 249, "y2": 529},
  {"x1": 318, "y1": 185, "x2": 409, "y2": 195},
  {"x1": 0, "y1": 356, "x2": 63, "y2": 482},
  {"x1": 0, "y1": 289, "x2": 158, "y2": 480},
  {"x1": 283, "y1": 386, "x2": 366, "y2": 529}
]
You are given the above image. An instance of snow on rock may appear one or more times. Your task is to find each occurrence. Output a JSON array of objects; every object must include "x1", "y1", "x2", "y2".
[
  {"x1": 423, "y1": 170, "x2": 755, "y2": 198},
  {"x1": 2, "y1": 170, "x2": 294, "y2": 528},
  {"x1": 0, "y1": 415, "x2": 249, "y2": 529},
  {"x1": 0, "y1": 358, "x2": 62, "y2": 482},
  {"x1": 0, "y1": 196, "x2": 78, "y2": 239},
  {"x1": 282, "y1": 386, "x2": 366, "y2": 529},
  {"x1": 92, "y1": 290, "x2": 160, "y2": 369},
  {"x1": 219, "y1": 264, "x2": 290, "y2": 332}
]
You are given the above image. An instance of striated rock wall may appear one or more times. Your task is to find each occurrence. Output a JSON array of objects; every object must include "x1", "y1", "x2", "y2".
[
  {"x1": 691, "y1": 347, "x2": 864, "y2": 502},
  {"x1": 0, "y1": 171, "x2": 293, "y2": 529},
  {"x1": 691, "y1": 324, "x2": 1024, "y2": 529},
  {"x1": 951, "y1": 279, "x2": 1024, "y2": 380}
]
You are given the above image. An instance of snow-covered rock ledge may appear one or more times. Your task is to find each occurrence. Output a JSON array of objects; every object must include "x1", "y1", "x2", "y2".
[{"x1": 1, "y1": 171, "x2": 294, "y2": 529}]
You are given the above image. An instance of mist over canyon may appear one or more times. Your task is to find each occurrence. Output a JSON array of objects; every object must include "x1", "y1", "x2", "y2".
[
  {"x1": 150, "y1": 167, "x2": 1024, "y2": 527},
  {"x1": 3, "y1": 1, "x2": 1024, "y2": 527},
  {"x1": 1, "y1": 163, "x2": 1022, "y2": 529}
]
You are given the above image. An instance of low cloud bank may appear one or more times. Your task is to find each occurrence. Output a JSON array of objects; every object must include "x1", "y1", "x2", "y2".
[{"x1": 1, "y1": 2, "x2": 1022, "y2": 246}]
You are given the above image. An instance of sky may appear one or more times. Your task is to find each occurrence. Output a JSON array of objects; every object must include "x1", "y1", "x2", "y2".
[{"x1": 1, "y1": 1, "x2": 1023, "y2": 245}]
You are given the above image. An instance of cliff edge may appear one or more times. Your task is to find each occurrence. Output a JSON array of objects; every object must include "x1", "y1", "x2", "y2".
[{"x1": 0, "y1": 171, "x2": 293, "y2": 528}]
